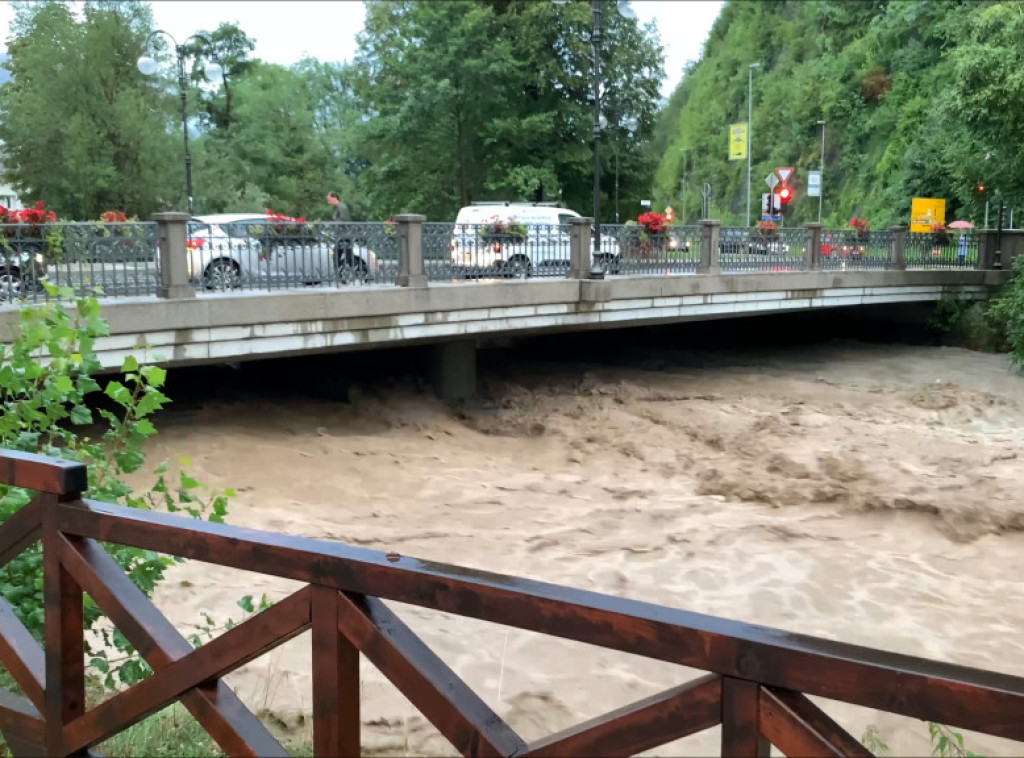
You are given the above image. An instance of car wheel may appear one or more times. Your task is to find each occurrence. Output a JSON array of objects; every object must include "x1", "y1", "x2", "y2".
[
  {"x1": 338, "y1": 258, "x2": 369, "y2": 285},
  {"x1": 0, "y1": 267, "x2": 24, "y2": 302},
  {"x1": 203, "y1": 259, "x2": 241, "y2": 291},
  {"x1": 506, "y1": 257, "x2": 531, "y2": 279}
]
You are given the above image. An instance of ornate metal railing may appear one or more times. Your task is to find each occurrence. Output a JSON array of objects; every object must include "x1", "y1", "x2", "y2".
[
  {"x1": 906, "y1": 231, "x2": 980, "y2": 270},
  {"x1": 0, "y1": 222, "x2": 161, "y2": 303},
  {"x1": 0, "y1": 218, "x2": 997, "y2": 307},
  {"x1": 0, "y1": 448, "x2": 1022, "y2": 757},
  {"x1": 821, "y1": 229, "x2": 894, "y2": 271},
  {"x1": 186, "y1": 221, "x2": 398, "y2": 293},
  {"x1": 424, "y1": 222, "x2": 572, "y2": 281},
  {"x1": 601, "y1": 223, "x2": 701, "y2": 276},
  {"x1": 717, "y1": 226, "x2": 806, "y2": 273}
]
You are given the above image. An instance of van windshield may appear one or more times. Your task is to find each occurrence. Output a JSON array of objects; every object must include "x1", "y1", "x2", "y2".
[{"x1": 557, "y1": 214, "x2": 577, "y2": 226}]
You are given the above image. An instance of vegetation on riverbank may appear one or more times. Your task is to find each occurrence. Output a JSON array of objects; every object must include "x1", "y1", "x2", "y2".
[{"x1": 931, "y1": 257, "x2": 1024, "y2": 363}]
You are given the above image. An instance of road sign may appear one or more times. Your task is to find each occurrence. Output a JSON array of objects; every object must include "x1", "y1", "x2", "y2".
[
  {"x1": 776, "y1": 167, "x2": 795, "y2": 183},
  {"x1": 728, "y1": 123, "x2": 747, "y2": 162},
  {"x1": 640, "y1": 199, "x2": 652, "y2": 208},
  {"x1": 910, "y1": 197, "x2": 945, "y2": 233},
  {"x1": 765, "y1": 173, "x2": 779, "y2": 190},
  {"x1": 807, "y1": 170, "x2": 821, "y2": 198}
]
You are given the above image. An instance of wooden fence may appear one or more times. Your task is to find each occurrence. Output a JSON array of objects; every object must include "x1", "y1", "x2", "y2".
[{"x1": 0, "y1": 448, "x2": 1022, "y2": 756}]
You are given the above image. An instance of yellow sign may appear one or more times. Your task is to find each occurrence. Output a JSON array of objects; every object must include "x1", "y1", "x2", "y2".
[
  {"x1": 728, "y1": 123, "x2": 747, "y2": 162},
  {"x1": 910, "y1": 197, "x2": 946, "y2": 233}
]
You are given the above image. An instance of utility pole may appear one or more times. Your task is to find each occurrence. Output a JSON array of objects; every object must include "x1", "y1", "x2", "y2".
[
  {"x1": 747, "y1": 62, "x2": 761, "y2": 228},
  {"x1": 679, "y1": 146, "x2": 691, "y2": 224},
  {"x1": 817, "y1": 119, "x2": 826, "y2": 224}
]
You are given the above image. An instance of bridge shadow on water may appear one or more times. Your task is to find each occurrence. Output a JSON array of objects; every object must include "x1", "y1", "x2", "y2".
[{"x1": 155, "y1": 301, "x2": 944, "y2": 412}]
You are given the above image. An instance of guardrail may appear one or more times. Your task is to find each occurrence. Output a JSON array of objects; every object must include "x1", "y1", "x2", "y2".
[
  {"x1": 186, "y1": 220, "x2": 399, "y2": 293},
  {"x1": 0, "y1": 448, "x2": 1022, "y2": 756},
  {"x1": 0, "y1": 215, "x2": 996, "y2": 305},
  {"x1": 0, "y1": 222, "x2": 161, "y2": 302}
]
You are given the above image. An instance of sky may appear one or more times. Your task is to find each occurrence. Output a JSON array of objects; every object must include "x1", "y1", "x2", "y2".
[{"x1": 0, "y1": 1, "x2": 724, "y2": 97}]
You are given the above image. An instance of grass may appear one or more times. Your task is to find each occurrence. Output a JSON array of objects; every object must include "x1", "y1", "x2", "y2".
[{"x1": 0, "y1": 666, "x2": 315, "y2": 757}]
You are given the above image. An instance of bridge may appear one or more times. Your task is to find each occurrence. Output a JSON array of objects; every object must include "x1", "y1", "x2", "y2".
[{"x1": 0, "y1": 214, "x2": 1015, "y2": 400}]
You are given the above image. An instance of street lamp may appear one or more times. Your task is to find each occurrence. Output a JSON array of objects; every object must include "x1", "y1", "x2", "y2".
[
  {"x1": 555, "y1": 0, "x2": 637, "y2": 253},
  {"x1": 817, "y1": 119, "x2": 826, "y2": 223},
  {"x1": 137, "y1": 30, "x2": 224, "y2": 215},
  {"x1": 678, "y1": 146, "x2": 692, "y2": 224},
  {"x1": 615, "y1": 115, "x2": 639, "y2": 222},
  {"x1": 746, "y1": 62, "x2": 761, "y2": 227}
]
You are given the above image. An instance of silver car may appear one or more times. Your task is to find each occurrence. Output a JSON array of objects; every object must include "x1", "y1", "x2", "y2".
[{"x1": 187, "y1": 213, "x2": 380, "y2": 290}]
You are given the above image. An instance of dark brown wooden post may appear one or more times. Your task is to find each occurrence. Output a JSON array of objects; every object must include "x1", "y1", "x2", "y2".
[
  {"x1": 721, "y1": 677, "x2": 770, "y2": 758},
  {"x1": 43, "y1": 492, "x2": 85, "y2": 757},
  {"x1": 312, "y1": 586, "x2": 360, "y2": 757}
]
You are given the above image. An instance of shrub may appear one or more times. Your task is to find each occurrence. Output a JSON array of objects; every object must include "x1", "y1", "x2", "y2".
[{"x1": 0, "y1": 282, "x2": 235, "y2": 688}]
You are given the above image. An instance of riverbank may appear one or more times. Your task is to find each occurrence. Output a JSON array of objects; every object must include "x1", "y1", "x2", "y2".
[{"x1": 133, "y1": 339, "x2": 1024, "y2": 756}]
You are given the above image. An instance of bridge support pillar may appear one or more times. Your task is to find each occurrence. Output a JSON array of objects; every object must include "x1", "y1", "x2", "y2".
[
  {"x1": 699, "y1": 219, "x2": 721, "y2": 274},
  {"x1": 804, "y1": 222, "x2": 822, "y2": 271},
  {"x1": 430, "y1": 340, "x2": 476, "y2": 403},
  {"x1": 569, "y1": 217, "x2": 593, "y2": 279},
  {"x1": 890, "y1": 225, "x2": 907, "y2": 270},
  {"x1": 154, "y1": 212, "x2": 195, "y2": 300},
  {"x1": 396, "y1": 214, "x2": 428, "y2": 288}
]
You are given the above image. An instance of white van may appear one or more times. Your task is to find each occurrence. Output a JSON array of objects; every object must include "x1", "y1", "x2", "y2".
[{"x1": 449, "y1": 202, "x2": 582, "y2": 278}]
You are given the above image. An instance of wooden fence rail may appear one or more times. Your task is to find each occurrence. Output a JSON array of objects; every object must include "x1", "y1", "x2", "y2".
[{"x1": 0, "y1": 448, "x2": 1022, "y2": 756}]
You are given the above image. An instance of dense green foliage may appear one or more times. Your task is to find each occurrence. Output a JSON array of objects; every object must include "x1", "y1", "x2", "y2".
[
  {"x1": 653, "y1": 0, "x2": 1023, "y2": 228},
  {"x1": 0, "y1": 1, "x2": 178, "y2": 218},
  {"x1": 0, "y1": 282, "x2": 234, "y2": 687},
  {"x1": 989, "y1": 255, "x2": 1024, "y2": 365},
  {"x1": 350, "y1": 0, "x2": 663, "y2": 220},
  {"x1": 0, "y1": 0, "x2": 663, "y2": 222}
]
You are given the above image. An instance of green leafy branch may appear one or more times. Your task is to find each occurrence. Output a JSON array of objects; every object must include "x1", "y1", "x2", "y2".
[{"x1": 0, "y1": 285, "x2": 238, "y2": 689}]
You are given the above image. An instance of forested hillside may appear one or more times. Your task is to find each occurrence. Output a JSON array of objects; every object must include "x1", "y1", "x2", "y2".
[{"x1": 654, "y1": 0, "x2": 1022, "y2": 228}]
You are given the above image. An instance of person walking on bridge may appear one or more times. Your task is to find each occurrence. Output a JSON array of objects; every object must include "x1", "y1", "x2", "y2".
[{"x1": 327, "y1": 191, "x2": 354, "y2": 275}]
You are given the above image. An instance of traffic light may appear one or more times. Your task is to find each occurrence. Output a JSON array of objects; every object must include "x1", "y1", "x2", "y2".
[{"x1": 775, "y1": 185, "x2": 793, "y2": 215}]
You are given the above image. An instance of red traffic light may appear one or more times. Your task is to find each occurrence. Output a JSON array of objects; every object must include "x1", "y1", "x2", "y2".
[{"x1": 778, "y1": 186, "x2": 793, "y2": 203}]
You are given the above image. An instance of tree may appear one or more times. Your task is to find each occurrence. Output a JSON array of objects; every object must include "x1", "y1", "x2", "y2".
[
  {"x1": 0, "y1": 1, "x2": 180, "y2": 218},
  {"x1": 350, "y1": 0, "x2": 663, "y2": 220},
  {"x1": 182, "y1": 22, "x2": 257, "y2": 131}
]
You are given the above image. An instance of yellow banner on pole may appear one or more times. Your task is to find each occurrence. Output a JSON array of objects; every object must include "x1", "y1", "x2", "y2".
[
  {"x1": 910, "y1": 197, "x2": 946, "y2": 233},
  {"x1": 728, "y1": 123, "x2": 747, "y2": 162}
]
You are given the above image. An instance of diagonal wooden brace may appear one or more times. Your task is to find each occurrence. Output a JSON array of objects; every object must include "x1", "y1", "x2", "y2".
[
  {"x1": 60, "y1": 580, "x2": 312, "y2": 754},
  {"x1": 759, "y1": 686, "x2": 872, "y2": 757},
  {"x1": 337, "y1": 591, "x2": 526, "y2": 758},
  {"x1": 520, "y1": 674, "x2": 722, "y2": 757},
  {"x1": 58, "y1": 534, "x2": 290, "y2": 757}
]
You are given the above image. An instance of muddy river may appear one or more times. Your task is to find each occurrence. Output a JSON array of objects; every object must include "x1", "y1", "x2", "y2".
[{"x1": 131, "y1": 334, "x2": 1024, "y2": 756}]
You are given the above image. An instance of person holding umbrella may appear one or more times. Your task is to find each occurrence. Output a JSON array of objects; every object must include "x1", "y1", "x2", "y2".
[{"x1": 950, "y1": 220, "x2": 974, "y2": 265}]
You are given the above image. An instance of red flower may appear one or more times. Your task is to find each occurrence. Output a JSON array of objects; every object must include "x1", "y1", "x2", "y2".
[{"x1": 638, "y1": 212, "x2": 668, "y2": 235}]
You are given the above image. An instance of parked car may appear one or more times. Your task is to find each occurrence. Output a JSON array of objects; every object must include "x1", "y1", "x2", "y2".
[
  {"x1": 717, "y1": 228, "x2": 790, "y2": 256},
  {"x1": 820, "y1": 232, "x2": 863, "y2": 260},
  {"x1": 449, "y1": 203, "x2": 580, "y2": 278},
  {"x1": 186, "y1": 213, "x2": 380, "y2": 290},
  {"x1": 0, "y1": 245, "x2": 46, "y2": 302}
]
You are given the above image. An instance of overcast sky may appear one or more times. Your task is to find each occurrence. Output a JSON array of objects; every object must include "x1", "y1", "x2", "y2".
[{"x1": 0, "y1": 1, "x2": 723, "y2": 97}]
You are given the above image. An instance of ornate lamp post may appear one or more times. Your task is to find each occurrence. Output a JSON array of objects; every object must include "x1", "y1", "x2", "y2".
[
  {"x1": 553, "y1": 0, "x2": 637, "y2": 254},
  {"x1": 137, "y1": 31, "x2": 224, "y2": 215},
  {"x1": 615, "y1": 115, "x2": 639, "y2": 223}
]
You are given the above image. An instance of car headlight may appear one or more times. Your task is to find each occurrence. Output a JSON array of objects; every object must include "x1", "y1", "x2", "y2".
[{"x1": 668, "y1": 239, "x2": 679, "y2": 250}]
